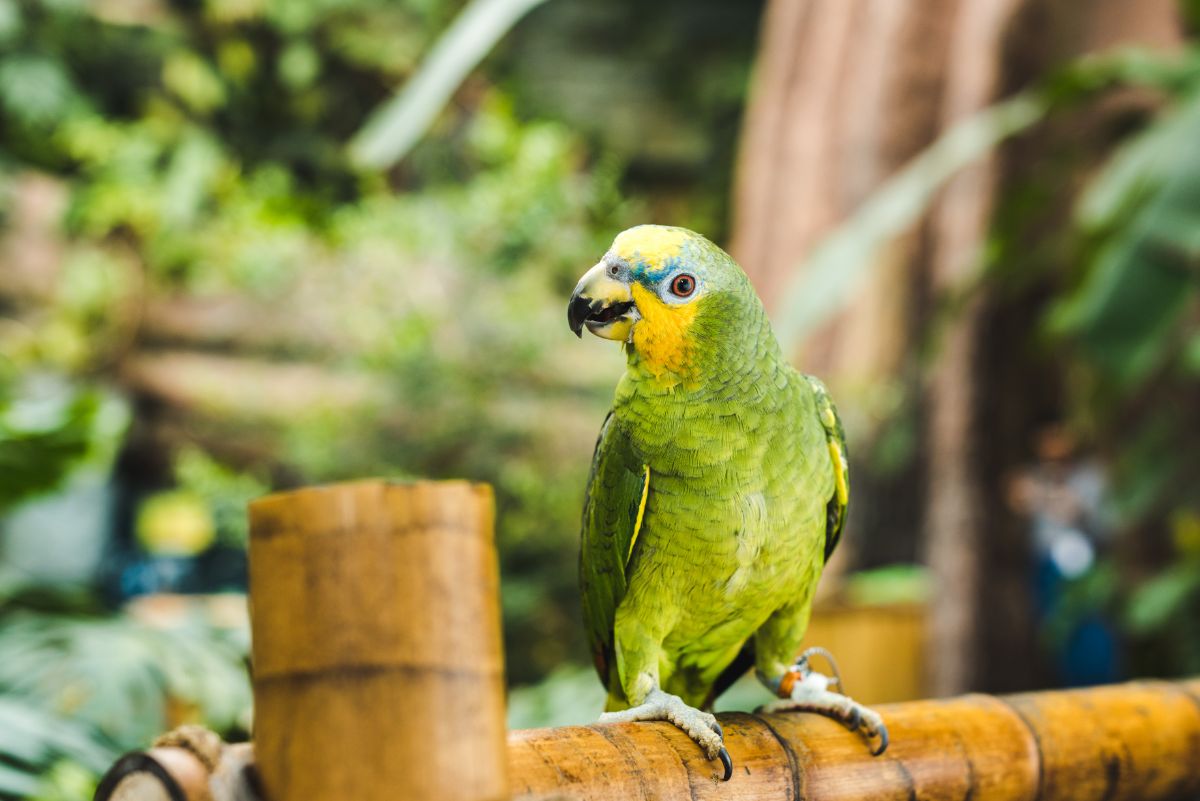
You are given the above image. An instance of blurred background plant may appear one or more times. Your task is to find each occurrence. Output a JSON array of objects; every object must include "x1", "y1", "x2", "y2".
[{"x1": 1, "y1": 0, "x2": 1199, "y2": 796}]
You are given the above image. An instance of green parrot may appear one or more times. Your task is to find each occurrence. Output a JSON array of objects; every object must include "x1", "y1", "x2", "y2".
[{"x1": 567, "y1": 225, "x2": 887, "y2": 780}]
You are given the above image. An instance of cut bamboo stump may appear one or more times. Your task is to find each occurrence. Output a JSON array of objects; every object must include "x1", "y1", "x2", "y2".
[
  {"x1": 94, "y1": 679, "x2": 1200, "y2": 801},
  {"x1": 248, "y1": 480, "x2": 508, "y2": 801}
]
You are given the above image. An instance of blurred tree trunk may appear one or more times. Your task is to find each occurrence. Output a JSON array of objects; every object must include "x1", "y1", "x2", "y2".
[{"x1": 731, "y1": 0, "x2": 1182, "y2": 695}]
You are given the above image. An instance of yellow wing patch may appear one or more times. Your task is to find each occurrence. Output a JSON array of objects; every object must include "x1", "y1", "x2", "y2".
[
  {"x1": 630, "y1": 283, "x2": 699, "y2": 384},
  {"x1": 828, "y1": 441, "x2": 849, "y2": 506},
  {"x1": 612, "y1": 225, "x2": 689, "y2": 265},
  {"x1": 629, "y1": 464, "x2": 650, "y2": 561}
]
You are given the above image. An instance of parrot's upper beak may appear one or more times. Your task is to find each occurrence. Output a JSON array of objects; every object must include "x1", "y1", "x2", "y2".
[{"x1": 568, "y1": 261, "x2": 638, "y2": 341}]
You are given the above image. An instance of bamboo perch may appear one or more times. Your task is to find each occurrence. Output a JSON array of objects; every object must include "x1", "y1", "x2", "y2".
[
  {"x1": 510, "y1": 678, "x2": 1200, "y2": 800},
  {"x1": 91, "y1": 481, "x2": 1200, "y2": 801},
  {"x1": 94, "y1": 678, "x2": 1200, "y2": 801}
]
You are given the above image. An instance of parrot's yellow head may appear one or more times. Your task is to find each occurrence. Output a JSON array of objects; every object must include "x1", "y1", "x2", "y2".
[{"x1": 568, "y1": 225, "x2": 759, "y2": 383}]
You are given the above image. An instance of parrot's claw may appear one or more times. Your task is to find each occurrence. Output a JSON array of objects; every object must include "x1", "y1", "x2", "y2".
[
  {"x1": 598, "y1": 688, "x2": 733, "y2": 781},
  {"x1": 758, "y1": 664, "x2": 889, "y2": 756},
  {"x1": 870, "y1": 723, "x2": 889, "y2": 756},
  {"x1": 711, "y1": 722, "x2": 733, "y2": 780},
  {"x1": 845, "y1": 706, "x2": 861, "y2": 730},
  {"x1": 717, "y1": 746, "x2": 733, "y2": 781}
]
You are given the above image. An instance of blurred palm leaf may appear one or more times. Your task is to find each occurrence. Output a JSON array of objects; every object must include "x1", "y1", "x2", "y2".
[
  {"x1": 0, "y1": 608, "x2": 250, "y2": 798},
  {"x1": 1050, "y1": 91, "x2": 1200, "y2": 385},
  {"x1": 1125, "y1": 560, "x2": 1200, "y2": 634},
  {"x1": 348, "y1": 0, "x2": 552, "y2": 169},
  {"x1": 771, "y1": 91, "x2": 1046, "y2": 350},
  {"x1": 0, "y1": 384, "x2": 99, "y2": 512},
  {"x1": 0, "y1": 698, "x2": 115, "y2": 799},
  {"x1": 0, "y1": 612, "x2": 251, "y2": 748},
  {"x1": 0, "y1": 54, "x2": 81, "y2": 127},
  {"x1": 772, "y1": 47, "x2": 1200, "y2": 351}
]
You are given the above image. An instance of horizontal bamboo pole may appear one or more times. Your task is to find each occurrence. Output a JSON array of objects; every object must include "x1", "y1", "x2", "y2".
[{"x1": 95, "y1": 678, "x2": 1200, "y2": 801}]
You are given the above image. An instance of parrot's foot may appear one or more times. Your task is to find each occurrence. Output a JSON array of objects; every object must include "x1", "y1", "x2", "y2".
[
  {"x1": 598, "y1": 688, "x2": 733, "y2": 780},
  {"x1": 758, "y1": 649, "x2": 889, "y2": 756}
]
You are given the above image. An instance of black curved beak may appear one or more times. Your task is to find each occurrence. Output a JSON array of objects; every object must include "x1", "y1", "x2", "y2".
[
  {"x1": 568, "y1": 261, "x2": 635, "y2": 340},
  {"x1": 568, "y1": 292, "x2": 596, "y2": 338},
  {"x1": 567, "y1": 293, "x2": 635, "y2": 338}
]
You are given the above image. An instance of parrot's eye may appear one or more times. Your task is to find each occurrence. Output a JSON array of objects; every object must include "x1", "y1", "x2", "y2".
[
  {"x1": 607, "y1": 264, "x2": 620, "y2": 277},
  {"x1": 670, "y1": 273, "x2": 696, "y2": 298}
]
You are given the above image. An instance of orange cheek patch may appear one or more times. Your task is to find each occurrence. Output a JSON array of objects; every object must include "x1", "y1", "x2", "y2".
[{"x1": 630, "y1": 283, "x2": 699, "y2": 384}]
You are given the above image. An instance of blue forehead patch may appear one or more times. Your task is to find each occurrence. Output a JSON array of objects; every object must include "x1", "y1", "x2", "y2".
[{"x1": 630, "y1": 254, "x2": 685, "y2": 285}]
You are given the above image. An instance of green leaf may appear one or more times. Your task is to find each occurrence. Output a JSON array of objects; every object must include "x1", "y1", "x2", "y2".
[
  {"x1": 348, "y1": 0, "x2": 553, "y2": 169},
  {"x1": 772, "y1": 47, "x2": 1198, "y2": 352},
  {"x1": 0, "y1": 760, "x2": 41, "y2": 798},
  {"x1": 1052, "y1": 92, "x2": 1200, "y2": 385},
  {"x1": 278, "y1": 41, "x2": 321, "y2": 90},
  {"x1": 1076, "y1": 95, "x2": 1200, "y2": 227},
  {"x1": 0, "y1": 0, "x2": 22, "y2": 45},
  {"x1": 1126, "y1": 563, "x2": 1200, "y2": 634},
  {"x1": 0, "y1": 611, "x2": 251, "y2": 750},
  {"x1": 0, "y1": 386, "x2": 96, "y2": 511},
  {"x1": 0, "y1": 55, "x2": 81, "y2": 127},
  {"x1": 161, "y1": 131, "x2": 224, "y2": 229},
  {"x1": 1183, "y1": 332, "x2": 1200, "y2": 373},
  {"x1": 29, "y1": 759, "x2": 98, "y2": 801},
  {"x1": 772, "y1": 91, "x2": 1047, "y2": 350},
  {"x1": 0, "y1": 697, "x2": 116, "y2": 785},
  {"x1": 1183, "y1": 0, "x2": 1200, "y2": 32},
  {"x1": 1108, "y1": 415, "x2": 1184, "y2": 522},
  {"x1": 161, "y1": 52, "x2": 226, "y2": 114},
  {"x1": 173, "y1": 448, "x2": 267, "y2": 548}
]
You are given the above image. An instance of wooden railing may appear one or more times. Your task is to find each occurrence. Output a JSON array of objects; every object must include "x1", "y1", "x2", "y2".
[{"x1": 93, "y1": 481, "x2": 1200, "y2": 801}]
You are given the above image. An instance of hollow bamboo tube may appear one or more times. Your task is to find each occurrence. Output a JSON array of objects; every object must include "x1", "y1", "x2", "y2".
[
  {"x1": 94, "y1": 679, "x2": 1200, "y2": 801},
  {"x1": 247, "y1": 480, "x2": 508, "y2": 801}
]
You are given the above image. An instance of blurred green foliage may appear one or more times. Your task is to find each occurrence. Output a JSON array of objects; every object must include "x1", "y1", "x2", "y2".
[
  {"x1": 0, "y1": 375, "x2": 253, "y2": 799},
  {"x1": 1019, "y1": 57, "x2": 1200, "y2": 674},
  {"x1": 0, "y1": 384, "x2": 99, "y2": 510}
]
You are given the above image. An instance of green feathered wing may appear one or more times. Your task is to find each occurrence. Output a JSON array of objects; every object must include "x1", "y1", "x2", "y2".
[
  {"x1": 805, "y1": 375, "x2": 849, "y2": 563},
  {"x1": 579, "y1": 411, "x2": 648, "y2": 700}
]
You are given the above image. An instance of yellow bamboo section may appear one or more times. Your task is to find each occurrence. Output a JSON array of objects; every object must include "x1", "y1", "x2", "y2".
[{"x1": 247, "y1": 480, "x2": 509, "y2": 801}]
